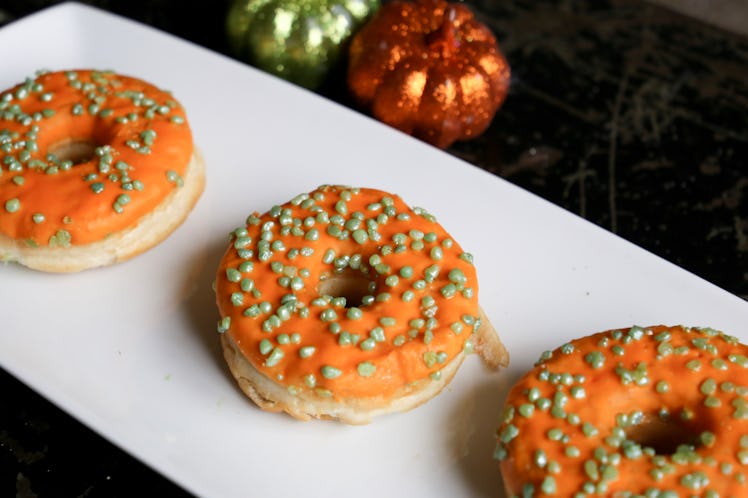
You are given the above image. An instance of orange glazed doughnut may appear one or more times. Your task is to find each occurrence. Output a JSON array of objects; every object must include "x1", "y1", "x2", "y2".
[
  {"x1": 496, "y1": 325, "x2": 748, "y2": 497},
  {"x1": 0, "y1": 69, "x2": 205, "y2": 272},
  {"x1": 215, "y1": 185, "x2": 508, "y2": 424}
]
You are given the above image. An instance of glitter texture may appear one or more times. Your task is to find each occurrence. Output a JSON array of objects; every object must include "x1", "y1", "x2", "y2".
[{"x1": 347, "y1": 0, "x2": 511, "y2": 148}]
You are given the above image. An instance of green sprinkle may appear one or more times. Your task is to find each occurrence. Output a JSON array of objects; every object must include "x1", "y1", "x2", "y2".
[
  {"x1": 334, "y1": 200, "x2": 347, "y2": 215},
  {"x1": 423, "y1": 330, "x2": 433, "y2": 345},
  {"x1": 534, "y1": 449, "x2": 548, "y2": 468},
  {"x1": 547, "y1": 428, "x2": 563, "y2": 441},
  {"x1": 370, "y1": 326, "x2": 386, "y2": 342},
  {"x1": 4, "y1": 198, "x2": 20, "y2": 213},
  {"x1": 704, "y1": 396, "x2": 721, "y2": 408},
  {"x1": 230, "y1": 292, "x2": 244, "y2": 306},
  {"x1": 346, "y1": 307, "x2": 363, "y2": 320},
  {"x1": 518, "y1": 404, "x2": 535, "y2": 418},
  {"x1": 700, "y1": 378, "x2": 717, "y2": 395},
  {"x1": 360, "y1": 338, "x2": 375, "y2": 351},
  {"x1": 166, "y1": 169, "x2": 183, "y2": 187},
  {"x1": 711, "y1": 358, "x2": 728, "y2": 370},
  {"x1": 338, "y1": 331, "x2": 352, "y2": 346},
  {"x1": 582, "y1": 422, "x2": 598, "y2": 437},
  {"x1": 31, "y1": 212, "x2": 45, "y2": 224},
  {"x1": 448, "y1": 268, "x2": 467, "y2": 285},
  {"x1": 322, "y1": 249, "x2": 335, "y2": 264},
  {"x1": 569, "y1": 386, "x2": 586, "y2": 399},
  {"x1": 440, "y1": 283, "x2": 457, "y2": 298},
  {"x1": 423, "y1": 351, "x2": 438, "y2": 368},
  {"x1": 679, "y1": 471, "x2": 709, "y2": 489},
  {"x1": 463, "y1": 340, "x2": 474, "y2": 354},
  {"x1": 499, "y1": 424, "x2": 519, "y2": 443},
  {"x1": 265, "y1": 347, "x2": 284, "y2": 367},
  {"x1": 90, "y1": 182, "x2": 105, "y2": 194},
  {"x1": 459, "y1": 252, "x2": 473, "y2": 264},
  {"x1": 357, "y1": 362, "x2": 376, "y2": 377},
  {"x1": 584, "y1": 351, "x2": 606, "y2": 369},
  {"x1": 424, "y1": 264, "x2": 440, "y2": 282},
  {"x1": 321, "y1": 365, "x2": 342, "y2": 379},
  {"x1": 376, "y1": 292, "x2": 391, "y2": 302},
  {"x1": 304, "y1": 228, "x2": 319, "y2": 241},
  {"x1": 48, "y1": 229, "x2": 71, "y2": 247},
  {"x1": 399, "y1": 266, "x2": 413, "y2": 278},
  {"x1": 739, "y1": 435, "x2": 748, "y2": 449},
  {"x1": 565, "y1": 446, "x2": 581, "y2": 458},
  {"x1": 303, "y1": 374, "x2": 316, "y2": 388},
  {"x1": 216, "y1": 316, "x2": 231, "y2": 333},
  {"x1": 259, "y1": 339, "x2": 273, "y2": 355},
  {"x1": 700, "y1": 431, "x2": 716, "y2": 447},
  {"x1": 352, "y1": 229, "x2": 368, "y2": 244},
  {"x1": 299, "y1": 346, "x2": 315, "y2": 358},
  {"x1": 226, "y1": 268, "x2": 241, "y2": 282},
  {"x1": 729, "y1": 354, "x2": 748, "y2": 367},
  {"x1": 584, "y1": 460, "x2": 599, "y2": 481}
]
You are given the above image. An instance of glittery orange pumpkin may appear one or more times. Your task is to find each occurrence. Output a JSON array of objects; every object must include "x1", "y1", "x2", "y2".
[{"x1": 347, "y1": 0, "x2": 511, "y2": 148}]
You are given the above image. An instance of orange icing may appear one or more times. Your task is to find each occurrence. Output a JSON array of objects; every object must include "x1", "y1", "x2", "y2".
[
  {"x1": 215, "y1": 186, "x2": 482, "y2": 400},
  {"x1": 497, "y1": 325, "x2": 748, "y2": 496},
  {"x1": 0, "y1": 69, "x2": 193, "y2": 246}
]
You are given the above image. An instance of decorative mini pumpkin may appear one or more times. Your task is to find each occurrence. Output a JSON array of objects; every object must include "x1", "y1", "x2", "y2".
[
  {"x1": 347, "y1": 0, "x2": 511, "y2": 148},
  {"x1": 226, "y1": 0, "x2": 380, "y2": 89}
]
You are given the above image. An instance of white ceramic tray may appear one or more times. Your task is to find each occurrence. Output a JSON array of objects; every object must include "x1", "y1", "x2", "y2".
[{"x1": 1, "y1": 3, "x2": 746, "y2": 497}]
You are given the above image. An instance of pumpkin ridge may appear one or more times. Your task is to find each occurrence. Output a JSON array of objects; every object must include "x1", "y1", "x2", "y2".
[
  {"x1": 346, "y1": 0, "x2": 510, "y2": 148},
  {"x1": 227, "y1": 0, "x2": 380, "y2": 89}
]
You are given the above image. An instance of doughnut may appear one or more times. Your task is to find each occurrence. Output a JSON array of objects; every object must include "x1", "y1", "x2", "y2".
[
  {"x1": 0, "y1": 69, "x2": 205, "y2": 272},
  {"x1": 215, "y1": 185, "x2": 508, "y2": 424},
  {"x1": 495, "y1": 324, "x2": 748, "y2": 496}
]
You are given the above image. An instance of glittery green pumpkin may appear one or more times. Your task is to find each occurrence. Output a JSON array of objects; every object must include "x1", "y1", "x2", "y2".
[{"x1": 226, "y1": 0, "x2": 380, "y2": 89}]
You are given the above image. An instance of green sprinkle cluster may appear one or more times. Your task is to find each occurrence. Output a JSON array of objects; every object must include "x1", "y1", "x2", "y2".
[
  {"x1": 216, "y1": 185, "x2": 481, "y2": 399},
  {"x1": 496, "y1": 325, "x2": 748, "y2": 496}
]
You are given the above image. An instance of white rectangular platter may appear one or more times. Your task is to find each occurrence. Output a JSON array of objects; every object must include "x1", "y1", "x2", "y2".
[{"x1": 1, "y1": 3, "x2": 746, "y2": 497}]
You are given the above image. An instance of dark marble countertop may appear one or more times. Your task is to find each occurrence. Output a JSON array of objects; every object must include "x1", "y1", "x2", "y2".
[{"x1": 1, "y1": 0, "x2": 746, "y2": 496}]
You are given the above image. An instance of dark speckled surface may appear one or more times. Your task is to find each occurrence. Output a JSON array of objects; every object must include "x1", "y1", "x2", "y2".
[
  {"x1": 1, "y1": 0, "x2": 746, "y2": 496},
  {"x1": 457, "y1": 0, "x2": 748, "y2": 299}
]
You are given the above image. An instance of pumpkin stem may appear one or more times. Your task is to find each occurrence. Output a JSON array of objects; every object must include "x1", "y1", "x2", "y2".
[{"x1": 426, "y1": 5, "x2": 460, "y2": 59}]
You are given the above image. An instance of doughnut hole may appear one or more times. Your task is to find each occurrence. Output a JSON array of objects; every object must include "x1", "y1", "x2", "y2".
[
  {"x1": 38, "y1": 113, "x2": 118, "y2": 166},
  {"x1": 625, "y1": 410, "x2": 712, "y2": 455},
  {"x1": 317, "y1": 269, "x2": 376, "y2": 308},
  {"x1": 47, "y1": 138, "x2": 98, "y2": 165}
]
